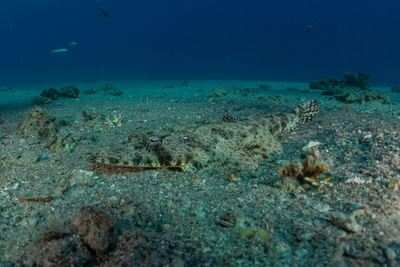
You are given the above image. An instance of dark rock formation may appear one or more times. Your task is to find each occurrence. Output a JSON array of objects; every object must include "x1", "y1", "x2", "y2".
[
  {"x1": 33, "y1": 86, "x2": 80, "y2": 105},
  {"x1": 343, "y1": 72, "x2": 370, "y2": 90},
  {"x1": 309, "y1": 77, "x2": 344, "y2": 90},
  {"x1": 16, "y1": 107, "x2": 57, "y2": 145}
]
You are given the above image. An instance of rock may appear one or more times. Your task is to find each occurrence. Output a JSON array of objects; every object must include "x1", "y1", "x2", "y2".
[
  {"x1": 391, "y1": 86, "x2": 400, "y2": 93},
  {"x1": 331, "y1": 210, "x2": 364, "y2": 233},
  {"x1": 32, "y1": 96, "x2": 52, "y2": 105},
  {"x1": 16, "y1": 151, "x2": 39, "y2": 165},
  {"x1": 70, "y1": 206, "x2": 118, "y2": 254},
  {"x1": 71, "y1": 170, "x2": 97, "y2": 187},
  {"x1": 83, "y1": 88, "x2": 98, "y2": 95},
  {"x1": 309, "y1": 77, "x2": 344, "y2": 90},
  {"x1": 335, "y1": 90, "x2": 391, "y2": 104},
  {"x1": 16, "y1": 107, "x2": 57, "y2": 146},
  {"x1": 40, "y1": 88, "x2": 59, "y2": 100},
  {"x1": 302, "y1": 141, "x2": 322, "y2": 152},
  {"x1": 344, "y1": 72, "x2": 370, "y2": 90},
  {"x1": 34, "y1": 86, "x2": 80, "y2": 105},
  {"x1": 209, "y1": 88, "x2": 227, "y2": 98},
  {"x1": 385, "y1": 247, "x2": 396, "y2": 260},
  {"x1": 0, "y1": 86, "x2": 13, "y2": 92},
  {"x1": 107, "y1": 196, "x2": 121, "y2": 208},
  {"x1": 310, "y1": 72, "x2": 370, "y2": 91},
  {"x1": 59, "y1": 86, "x2": 80, "y2": 98},
  {"x1": 259, "y1": 84, "x2": 270, "y2": 90},
  {"x1": 29, "y1": 235, "x2": 94, "y2": 266},
  {"x1": 295, "y1": 249, "x2": 308, "y2": 258},
  {"x1": 97, "y1": 82, "x2": 123, "y2": 96}
]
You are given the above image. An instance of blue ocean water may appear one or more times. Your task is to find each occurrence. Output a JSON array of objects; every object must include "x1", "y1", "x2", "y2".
[{"x1": 1, "y1": 0, "x2": 399, "y2": 85}]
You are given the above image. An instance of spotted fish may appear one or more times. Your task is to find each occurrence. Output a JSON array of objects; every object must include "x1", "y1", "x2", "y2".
[{"x1": 89, "y1": 99, "x2": 319, "y2": 171}]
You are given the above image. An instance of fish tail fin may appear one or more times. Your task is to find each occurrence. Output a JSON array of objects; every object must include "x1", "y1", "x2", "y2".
[{"x1": 292, "y1": 99, "x2": 319, "y2": 125}]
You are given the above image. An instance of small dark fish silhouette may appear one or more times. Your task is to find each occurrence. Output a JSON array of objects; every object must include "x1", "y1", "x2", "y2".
[
  {"x1": 307, "y1": 23, "x2": 314, "y2": 33},
  {"x1": 98, "y1": 8, "x2": 109, "y2": 18}
]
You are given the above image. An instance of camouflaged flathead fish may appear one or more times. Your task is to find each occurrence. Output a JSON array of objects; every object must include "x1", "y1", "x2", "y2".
[{"x1": 89, "y1": 99, "x2": 319, "y2": 170}]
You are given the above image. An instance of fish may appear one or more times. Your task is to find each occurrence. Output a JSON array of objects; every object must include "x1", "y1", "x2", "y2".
[
  {"x1": 307, "y1": 23, "x2": 314, "y2": 33},
  {"x1": 51, "y1": 48, "x2": 68, "y2": 54},
  {"x1": 68, "y1": 41, "x2": 78, "y2": 46},
  {"x1": 98, "y1": 8, "x2": 109, "y2": 18},
  {"x1": 90, "y1": 100, "x2": 320, "y2": 171}
]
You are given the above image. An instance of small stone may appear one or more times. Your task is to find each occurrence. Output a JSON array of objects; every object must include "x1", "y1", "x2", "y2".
[
  {"x1": 107, "y1": 196, "x2": 121, "y2": 208},
  {"x1": 27, "y1": 217, "x2": 39, "y2": 227},
  {"x1": 331, "y1": 211, "x2": 363, "y2": 233},
  {"x1": 385, "y1": 247, "x2": 396, "y2": 260},
  {"x1": 209, "y1": 88, "x2": 227, "y2": 98},
  {"x1": 227, "y1": 174, "x2": 240, "y2": 183},
  {"x1": 297, "y1": 233, "x2": 313, "y2": 241},
  {"x1": 295, "y1": 249, "x2": 308, "y2": 258},
  {"x1": 273, "y1": 241, "x2": 291, "y2": 254},
  {"x1": 72, "y1": 170, "x2": 96, "y2": 187},
  {"x1": 388, "y1": 179, "x2": 400, "y2": 190},
  {"x1": 16, "y1": 151, "x2": 39, "y2": 165},
  {"x1": 302, "y1": 141, "x2": 322, "y2": 152}
]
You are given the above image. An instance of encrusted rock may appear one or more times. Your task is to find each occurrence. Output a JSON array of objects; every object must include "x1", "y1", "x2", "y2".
[
  {"x1": 16, "y1": 107, "x2": 57, "y2": 146},
  {"x1": 70, "y1": 206, "x2": 118, "y2": 254}
]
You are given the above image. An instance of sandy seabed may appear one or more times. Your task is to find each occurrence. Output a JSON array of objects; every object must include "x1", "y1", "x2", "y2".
[{"x1": 1, "y1": 80, "x2": 400, "y2": 266}]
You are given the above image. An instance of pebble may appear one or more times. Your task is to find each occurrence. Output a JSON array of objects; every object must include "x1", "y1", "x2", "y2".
[
  {"x1": 295, "y1": 249, "x2": 308, "y2": 258},
  {"x1": 302, "y1": 141, "x2": 322, "y2": 152},
  {"x1": 71, "y1": 169, "x2": 97, "y2": 187},
  {"x1": 16, "y1": 151, "x2": 39, "y2": 165},
  {"x1": 107, "y1": 196, "x2": 121, "y2": 208},
  {"x1": 331, "y1": 211, "x2": 363, "y2": 233},
  {"x1": 297, "y1": 233, "x2": 313, "y2": 241},
  {"x1": 385, "y1": 247, "x2": 396, "y2": 260},
  {"x1": 274, "y1": 241, "x2": 291, "y2": 254}
]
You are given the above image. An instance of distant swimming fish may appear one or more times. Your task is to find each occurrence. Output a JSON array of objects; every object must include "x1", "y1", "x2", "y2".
[
  {"x1": 51, "y1": 48, "x2": 68, "y2": 54},
  {"x1": 98, "y1": 8, "x2": 109, "y2": 18},
  {"x1": 68, "y1": 41, "x2": 78, "y2": 46},
  {"x1": 307, "y1": 23, "x2": 314, "y2": 33}
]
